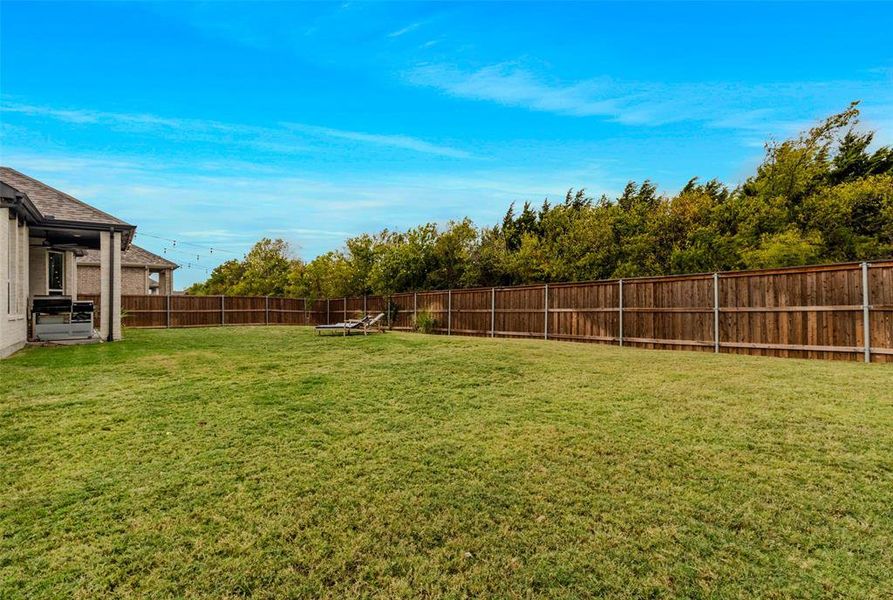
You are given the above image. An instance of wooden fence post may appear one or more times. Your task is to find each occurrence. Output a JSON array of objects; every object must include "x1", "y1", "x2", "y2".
[
  {"x1": 618, "y1": 279, "x2": 624, "y2": 347},
  {"x1": 343, "y1": 297, "x2": 347, "y2": 323},
  {"x1": 447, "y1": 289, "x2": 452, "y2": 336},
  {"x1": 97, "y1": 262, "x2": 891, "y2": 361},
  {"x1": 491, "y1": 287, "x2": 496, "y2": 338},
  {"x1": 414, "y1": 292, "x2": 418, "y2": 329},
  {"x1": 713, "y1": 273, "x2": 720, "y2": 353},
  {"x1": 863, "y1": 262, "x2": 871, "y2": 363},
  {"x1": 544, "y1": 284, "x2": 549, "y2": 340}
]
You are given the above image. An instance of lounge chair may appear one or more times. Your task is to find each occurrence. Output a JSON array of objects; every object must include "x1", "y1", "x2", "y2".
[{"x1": 315, "y1": 312, "x2": 385, "y2": 336}]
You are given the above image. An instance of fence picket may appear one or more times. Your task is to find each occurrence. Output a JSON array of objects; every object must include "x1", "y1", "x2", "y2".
[{"x1": 86, "y1": 259, "x2": 892, "y2": 363}]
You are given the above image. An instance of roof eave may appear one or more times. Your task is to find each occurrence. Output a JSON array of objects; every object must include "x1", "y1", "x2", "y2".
[
  {"x1": 39, "y1": 219, "x2": 136, "y2": 248},
  {"x1": 80, "y1": 261, "x2": 178, "y2": 269},
  {"x1": 1, "y1": 185, "x2": 43, "y2": 223}
]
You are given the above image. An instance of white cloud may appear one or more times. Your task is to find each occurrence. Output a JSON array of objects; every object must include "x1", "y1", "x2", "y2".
[
  {"x1": 268, "y1": 227, "x2": 354, "y2": 238},
  {"x1": 407, "y1": 63, "x2": 623, "y2": 118},
  {"x1": 0, "y1": 142, "x2": 627, "y2": 287},
  {"x1": 387, "y1": 21, "x2": 422, "y2": 38},
  {"x1": 176, "y1": 229, "x2": 255, "y2": 239},
  {"x1": 1, "y1": 147, "x2": 613, "y2": 235},
  {"x1": 282, "y1": 122, "x2": 472, "y2": 158},
  {"x1": 404, "y1": 62, "x2": 893, "y2": 134},
  {"x1": 2, "y1": 103, "x2": 188, "y2": 129},
  {"x1": 859, "y1": 104, "x2": 893, "y2": 146},
  {"x1": 0, "y1": 101, "x2": 471, "y2": 159}
]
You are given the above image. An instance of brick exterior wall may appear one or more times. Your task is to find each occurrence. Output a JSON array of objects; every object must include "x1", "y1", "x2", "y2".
[
  {"x1": 28, "y1": 245, "x2": 47, "y2": 296},
  {"x1": 77, "y1": 264, "x2": 102, "y2": 295},
  {"x1": 78, "y1": 264, "x2": 174, "y2": 295},
  {"x1": 1, "y1": 209, "x2": 29, "y2": 358},
  {"x1": 121, "y1": 267, "x2": 149, "y2": 295}
]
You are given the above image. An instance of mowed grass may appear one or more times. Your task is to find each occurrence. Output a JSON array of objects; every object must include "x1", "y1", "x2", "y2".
[{"x1": 2, "y1": 328, "x2": 892, "y2": 599}]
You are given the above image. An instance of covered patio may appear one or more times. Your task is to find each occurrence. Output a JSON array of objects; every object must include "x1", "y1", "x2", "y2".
[{"x1": 1, "y1": 167, "x2": 135, "y2": 350}]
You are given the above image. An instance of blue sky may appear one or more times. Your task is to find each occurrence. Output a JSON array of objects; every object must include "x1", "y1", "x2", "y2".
[{"x1": 1, "y1": 1, "x2": 891, "y2": 287}]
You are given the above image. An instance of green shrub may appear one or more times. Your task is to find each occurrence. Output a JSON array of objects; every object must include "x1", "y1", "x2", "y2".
[{"x1": 414, "y1": 310, "x2": 437, "y2": 334}]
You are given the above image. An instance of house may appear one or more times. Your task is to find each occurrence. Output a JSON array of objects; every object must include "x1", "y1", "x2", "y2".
[
  {"x1": 78, "y1": 245, "x2": 177, "y2": 296},
  {"x1": 1, "y1": 167, "x2": 134, "y2": 357}
]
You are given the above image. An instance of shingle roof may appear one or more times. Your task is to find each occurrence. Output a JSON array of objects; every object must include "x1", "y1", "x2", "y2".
[
  {"x1": 0, "y1": 166, "x2": 132, "y2": 227},
  {"x1": 78, "y1": 244, "x2": 178, "y2": 269}
]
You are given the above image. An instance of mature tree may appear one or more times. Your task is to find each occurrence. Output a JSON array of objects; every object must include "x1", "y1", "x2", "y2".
[
  {"x1": 233, "y1": 238, "x2": 293, "y2": 296},
  {"x1": 186, "y1": 259, "x2": 246, "y2": 295},
  {"x1": 187, "y1": 238, "x2": 296, "y2": 296},
  {"x1": 427, "y1": 219, "x2": 479, "y2": 289},
  {"x1": 188, "y1": 102, "x2": 892, "y2": 297}
]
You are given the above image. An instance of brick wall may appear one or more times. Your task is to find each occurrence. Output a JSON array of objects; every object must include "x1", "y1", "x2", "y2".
[
  {"x1": 121, "y1": 267, "x2": 149, "y2": 295},
  {"x1": 28, "y1": 245, "x2": 47, "y2": 296},
  {"x1": 78, "y1": 265, "x2": 152, "y2": 295},
  {"x1": 77, "y1": 264, "x2": 102, "y2": 295}
]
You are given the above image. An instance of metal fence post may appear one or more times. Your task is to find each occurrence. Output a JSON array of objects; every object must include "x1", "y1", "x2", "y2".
[
  {"x1": 265, "y1": 295, "x2": 269, "y2": 325},
  {"x1": 166, "y1": 294, "x2": 171, "y2": 328},
  {"x1": 618, "y1": 279, "x2": 624, "y2": 347},
  {"x1": 343, "y1": 297, "x2": 347, "y2": 323},
  {"x1": 713, "y1": 273, "x2": 720, "y2": 353},
  {"x1": 544, "y1": 284, "x2": 549, "y2": 340},
  {"x1": 221, "y1": 295, "x2": 225, "y2": 326},
  {"x1": 490, "y1": 287, "x2": 496, "y2": 338},
  {"x1": 414, "y1": 292, "x2": 418, "y2": 329},
  {"x1": 447, "y1": 289, "x2": 452, "y2": 336},
  {"x1": 862, "y1": 262, "x2": 871, "y2": 363},
  {"x1": 326, "y1": 298, "x2": 330, "y2": 324},
  {"x1": 363, "y1": 295, "x2": 367, "y2": 318}
]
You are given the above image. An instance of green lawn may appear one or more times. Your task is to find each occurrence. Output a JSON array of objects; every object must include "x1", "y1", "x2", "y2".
[{"x1": 2, "y1": 327, "x2": 892, "y2": 599}]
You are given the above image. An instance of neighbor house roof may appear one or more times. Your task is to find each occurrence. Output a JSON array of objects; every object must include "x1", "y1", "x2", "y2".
[
  {"x1": 0, "y1": 166, "x2": 132, "y2": 227},
  {"x1": 78, "y1": 244, "x2": 179, "y2": 270}
]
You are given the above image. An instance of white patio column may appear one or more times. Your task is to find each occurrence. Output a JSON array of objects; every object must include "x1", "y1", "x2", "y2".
[{"x1": 99, "y1": 230, "x2": 122, "y2": 341}]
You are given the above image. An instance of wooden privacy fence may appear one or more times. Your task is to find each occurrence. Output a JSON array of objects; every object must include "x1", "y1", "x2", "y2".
[{"x1": 81, "y1": 260, "x2": 893, "y2": 363}]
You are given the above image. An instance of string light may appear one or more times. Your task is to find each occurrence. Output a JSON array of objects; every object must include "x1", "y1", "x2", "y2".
[
  {"x1": 152, "y1": 244, "x2": 214, "y2": 262},
  {"x1": 133, "y1": 231, "x2": 243, "y2": 278},
  {"x1": 135, "y1": 231, "x2": 240, "y2": 256},
  {"x1": 176, "y1": 262, "x2": 211, "y2": 274}
]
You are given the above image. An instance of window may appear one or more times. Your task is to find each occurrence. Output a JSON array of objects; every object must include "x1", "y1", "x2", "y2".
[{"x1": 48, "y1": 251, "x2": 64, "y2": 295}]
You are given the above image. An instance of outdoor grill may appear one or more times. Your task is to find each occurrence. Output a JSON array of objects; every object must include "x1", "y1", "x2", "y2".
[{"x1": 31, "y1": 296, "x2": 95, "y2": 341}]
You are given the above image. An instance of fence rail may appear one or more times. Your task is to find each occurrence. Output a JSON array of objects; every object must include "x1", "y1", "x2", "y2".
[{"x1": 81, "y1": 260, "x2": 893, "y2": 363}]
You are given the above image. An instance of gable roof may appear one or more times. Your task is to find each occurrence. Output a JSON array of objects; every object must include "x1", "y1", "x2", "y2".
[
  {"x1": 78, "y1": 244, "x2": 179, "y2": 269},
  {"x1": 0, "y1": 166, "x2": 132, "y2": 227}
]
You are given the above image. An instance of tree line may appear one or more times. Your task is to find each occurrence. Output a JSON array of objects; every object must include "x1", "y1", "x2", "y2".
[{"x1": 187, "y1": 103, "x2": 893, "y2": 298}]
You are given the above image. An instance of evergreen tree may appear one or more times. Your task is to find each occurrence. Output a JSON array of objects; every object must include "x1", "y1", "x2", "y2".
[{"x1": 187, "y1": 103, "x2": 892, "y2": 297}]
